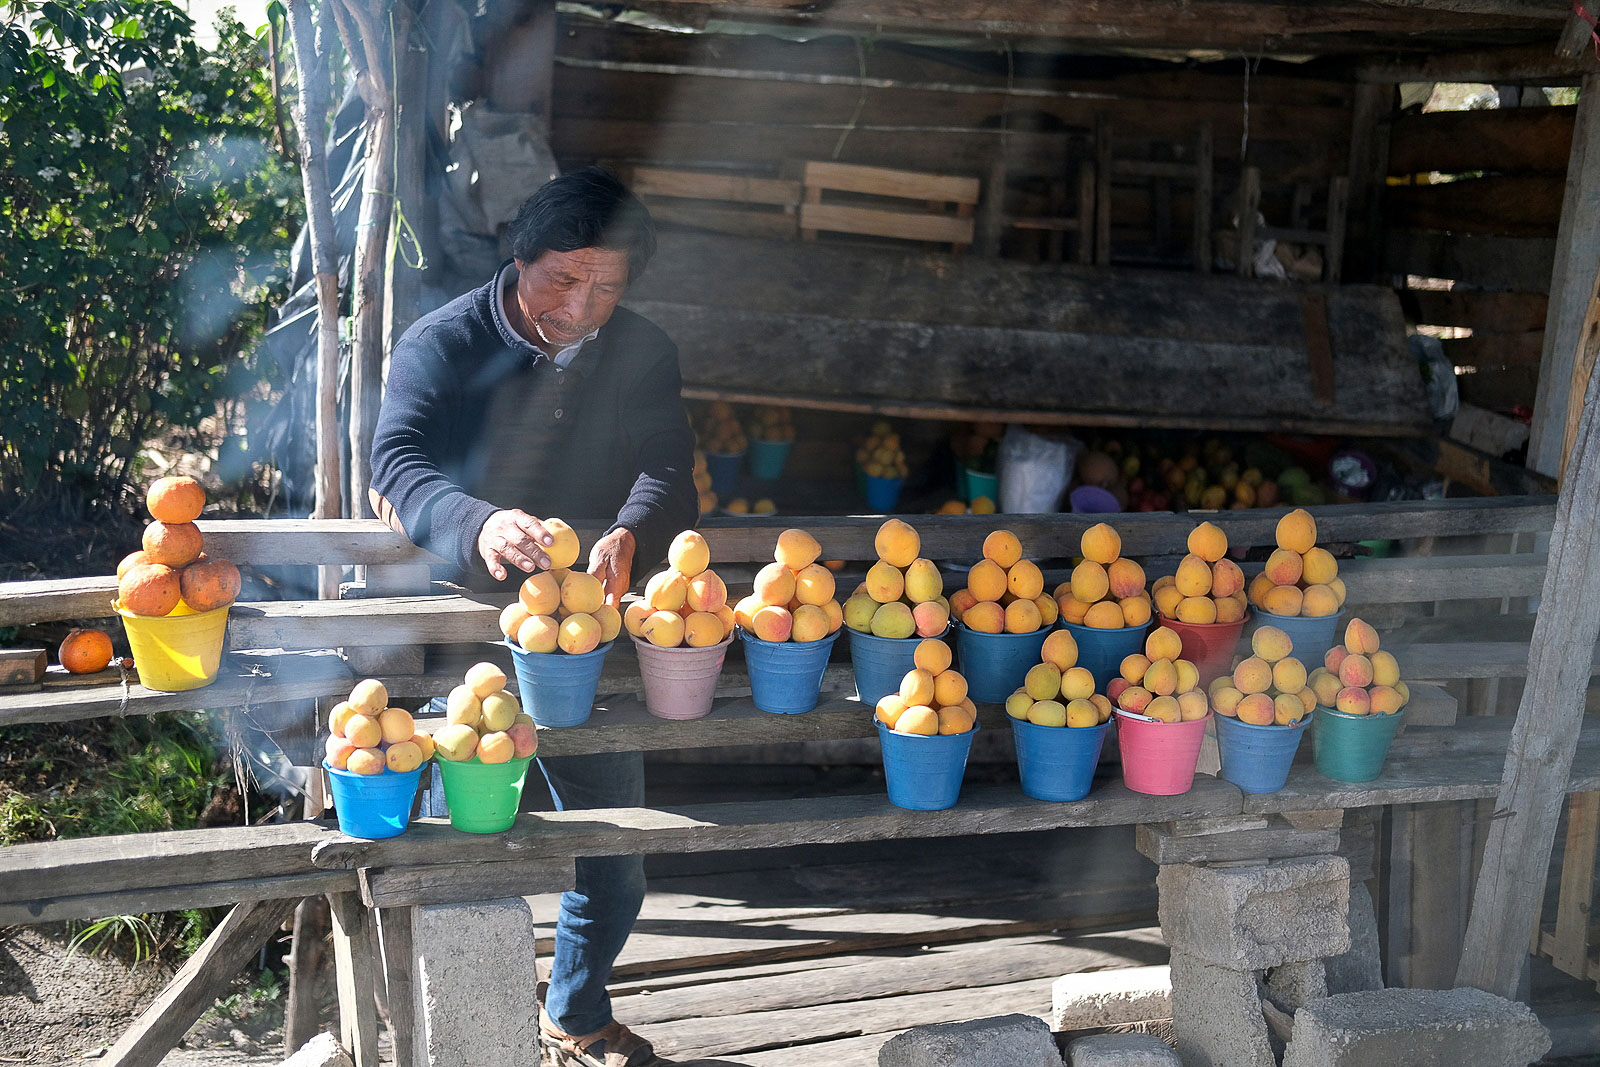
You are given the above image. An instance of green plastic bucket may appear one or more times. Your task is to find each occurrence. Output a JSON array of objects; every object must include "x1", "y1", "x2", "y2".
[
  {"x1": 964, "y1": 469, "x2": 997, "y2": 505},
  {"x1": 434, "y1": 753, "x2": 535, "y2": 833},
  {"x1": 1312, "y1": 706, "x2": 1403, "y2": 783}
]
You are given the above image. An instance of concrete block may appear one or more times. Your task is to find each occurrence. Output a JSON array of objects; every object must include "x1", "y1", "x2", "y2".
[
  {"x1": 1157, "y1": 855, "x2": 1351, "y2": 969},
  {"x1": 1264, "y1": 959, "x2": 1329, "y2": 1011},
  {"x1": 1067, "y1": 1033, "x2": 1180, "y2": 1067},
  {"x1": 1323, "y1": 882, "x2": 1383, "y2": 995},
  {"x1": 281, "y1": 1033, "x2": 353, "y2": 1067},
  {"x1": 1052, "y1": 965, "x2": 1171, "y2": 1030},
  {"x1": 412, "y1": 897, "x2": 542, "y2": 1067},
  {"x1": 1281, "y1": 988, "x2": 1551, "y2": 1067},
  {"x1": 878, "y1": 1014, "x2": 1061, "y2": 1067},
  {"x1": 1168, "y1": 950, "x2": 1275, "y2": 1067}
]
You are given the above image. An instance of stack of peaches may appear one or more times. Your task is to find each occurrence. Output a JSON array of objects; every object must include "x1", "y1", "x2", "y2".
[
  {"x1": 732, "y1": 529, "x2": 845, "y2": 643},
  {"x1": 498, "y1": 519, "x2": 622, "y2": 655},
  {"x1": 116, "y1": 476, "x2": 241, "y2": 617}
]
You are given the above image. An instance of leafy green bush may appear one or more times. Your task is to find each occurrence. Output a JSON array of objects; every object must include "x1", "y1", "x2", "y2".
[{"x1": 0, "y1": 0, "x2": 299, "y2": 517}]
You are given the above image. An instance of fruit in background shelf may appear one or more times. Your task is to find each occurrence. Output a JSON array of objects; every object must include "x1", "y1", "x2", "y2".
[
  {"x1": 693, "y1": 451, "x2": 717, "y2": 514},
  {"x1": 857, "y1": 421, "x2": 909, "y2": 480},
  {"x1": 749, "y1": 405, "x2": 796, "y2": 442},
  {"x1": 699, "y1": 401, "x2": 748, "y2": 454}
]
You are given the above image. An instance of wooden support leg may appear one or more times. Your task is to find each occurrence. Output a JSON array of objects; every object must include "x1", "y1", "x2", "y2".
[
  {"x1": 329, "y1": 891, "x2": 382, "y2": 1067},
  {"x1": 378, "y1": 906, "x2": 417, "y2": 1067},
  {"x1": 103, "y1": 897, "x2": 300, "y2": 1067},
  {"x1": 1550, "y1": 792, "x2": 1600, "y2": 981},
  {"x1": 285, "y1": 895, "x2": 331, "y2": 1055}
]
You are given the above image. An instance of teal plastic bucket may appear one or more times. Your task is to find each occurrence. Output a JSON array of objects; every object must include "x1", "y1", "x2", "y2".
[
  {"x1": 706, "y1": 450, "x2": 744, "y2": 497},
  {"x1": 964, "y1": 468, "x2": 998, "y2": 505},
  {"x1": 506, "y1": 636, "x2": 614, "y2": 727},
  {"x1": 1313, "y1": 706, "x2": 1403, "y2": 783},
  {"x1": 1250, "y1": 610, "x2": 1341, "y2": 667},
  {"x1": 1011, "y1": 718, "x2": 1107, "y2": 802},
  {"x1": 954, "y1": 623, "x2": 1051, "y2": 704},
  {"x1": 747, "y1": 439, "x2": 791, "y2": 480},
  {"x1": 849, "y1": 625, "x2": 949, "y2": 706},
  {"x1": 1059, "y1": 619, "x2": 1150, "y2": 693},
  {"x1": 864, "y1": 474, "x2": 903, "y2": 513},
  {"x1": 324, "y1": 761, "x2": 422, "y2": 839},
  {"x1": 739, "y1": 627, "x2": 841, "y2": 714},
  {"x1": 876, "y1": 720, "x2": 976, "y2": 810},
  {"x1": 1215, "y1": 712, "x2": 1310, "y2": 794}
]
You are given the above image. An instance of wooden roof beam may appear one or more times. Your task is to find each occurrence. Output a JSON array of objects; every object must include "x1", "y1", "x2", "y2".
[{"x1": 1356, "y1": 40, "x2": 1600, "y2": 83}]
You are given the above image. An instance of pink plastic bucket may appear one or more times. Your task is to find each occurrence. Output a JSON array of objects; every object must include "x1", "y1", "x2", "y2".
[
  {"x1": 1158, "y1": 614, "x2": 1249, "y2": 688},
  {"x1": 630, "y1": 634, "x2": 732, "y2": 720},
  {"x1": 1114, "y1": 710, "x2": 1211, "y2": 795}
]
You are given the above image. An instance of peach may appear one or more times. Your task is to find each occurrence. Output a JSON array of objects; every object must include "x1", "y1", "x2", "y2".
[
  {"x1": 345, "y1": 713, "x2": 382, "y2": 749},
  {"x1": 938, "y1": 706, "x2": 977, "y2": 735},
  {"x1": 1309, "y1": 668, "x2": 1341, "y2": 707},
  {"x1": 1083, "y1": 601, "x2": 1124, "y2": 629},
  {"x1": 1146, "y1": 626, "x2": 1183, "y2": 662},
  {"x1": 325, "y1": 734, "x2": 357, "y2": 769},
  {"x1": 1370, "y1": 651, "x2": 1400, "y2": 687},
  {"x1": 1210, "y1": 558, "x2": 1245, "y2": 599},
  {"x1": 179, "y1": 558, "x2": 240, "y2": 612},
  {"x1": 864, "y1": 560, "x2": 905, "y2": 604},
  {"x1": 142, "y1": 520, "x2": 203, "y2": 567},
  {"x1": 1209, "y1": 674, "x2": 1234, "y2": 697},
  {"x1": 1370, "y1": 684, "x2": 1404, "y2": 715},
  {"x1": 1276, "y1": 508, "x2": 1317, "y2": 554},
  {"x1": 1034, "y1": 594, "x2": 1060, "y2": 626},
  {"x1": 1215, "y1": 596, "x2": 1246, "y2": 624},
  {"x1": 1118, "y1": 686, "x2": 1153, "y2": 713},
  {"x1": 1262, "y1": 585, "x2": 1304, "y2": 617},
  {"x1": 1041, "y1": 629, "x2": 1079, "y2": 671},
  {"x1": 755, "y1": 562, "x2": 799, "y2": 606},
  {"x1": 1004, "y1": 691, "x2": 1034, "y2": 721},
  {"x1": 482, "y1": 690, "x2": 520, "y2": 732},
  {"x1": 1324, "y1": 645, "x2": 1349, "y2": 674},
  {"x1": 557, "y1": 572, "x2": 601, "y2": 616},
  {"x1": 1296, "y1": 687, "x2": 1318, "y2": 714},
  {"x1": 1252, "y1": 625, "x2": 1293, "y2": 663},
  {"x1": 1212, "y1": 686, "x2": 1245, "y2": 716},
  {"x1": 350, "y1": 678, "x2": 390, "y2": 712},
  {"x1": 1247, "y1": 572, "x2": 1276, "y2": 608},
  {"x1": 949, "y1": 588, "x2": 980, "y2": 618},
  {"x1": 1174, "y1": 659, "x2": 1199, "y2": 694},
  {"x1": 1005, "y1": 598, "x2": 1043, "y2": 634},
  {"x1": 900, "y1": 558, "x2": 941, "y2": 604},
  {"x1": 507, "y1": 722, "x2": 537, "y2": 760},
  {"x1": 146, "y1": 475, "x2": 206, "y2": 523},
  {"x1": 686, "y1": 570, "x2": 729, "y2": 612},
  {"x1": 1120, "y1": 653, "x2": 1151, "y2": 684},
  {"x1": 1120, "y1": 595, "x2": 1152, "y2": 628},
  {"x1": 668, "y1": 530, "x2": 711, "y2": 576},
  {"x1": 1272, "y1": 657, "x2": 1307, "y2": 694},
  {"x1": 1336, "y1": 686, "x2": 1371, "y2": 716},
  {"x1": 790, "y1": 604, "x2": 830, "y2": 643},
  {"x1": 346, "y1": 747, "x2": 386, "y2": 775},
  {"x1": 843, "y1": 593, "x2": 878, "y2": 632},
  {"x1": 1066, "y1": 699, "x2": 1100, "y2": 728},
  {"x1": 379, "y1": 707, "x2": 415, "y2": 744},
  {"x1": 774, "y1": 528, "x2": 821, "y2": 570},
  {"x1": 983, "y1": 529, "x2": 1024, "y2": 568},
  {"x1": 520, "y1": 572, "x2": 562, "y2": 616},
  {"x1": 1151, "y1": 574, "x2": 1175, "y2": 596},
  {"x1": 1080, "y1": 522, "x2": 1121, "y2": 565},
  {"x1": 1174, "y1": 554, "x2": 1213, "y2": 597},
  {"x1": 478, "y1": 731, "x2": 515, "y2": 764},
  {"x1": 385, "y1": 740, "x2": 423, "y2": 773},
  {"x1": 1058, "y1": 595, "x2": 1092, "y2": 625},
  {"x1": 1301, "y1": 584, "x2": 1340, "y2": 617},
  {"x1": 412, "y1": 731, "x2": 436, "y2": 762},
  {"x1": 1146, "y1": 695, "x2": 1182, "y2": 723},
  {"x1": 1107, "y1": 677, "x2": 1132, "y2": 704},
  {"x1": 1301, "y1": 547, "x2": 1338, "y2": 585},
  {"x1": 558, "y1": 613, "x2": 602, "y2": 654},
  {"x1": 1107, "y1": 558, "x2": 1145, "y2": 600},
  {"x1": 1233, "y1": 656, "x2": 1273, "y2": 695},
  {"x1": 501, "y1": 601, "x2": 533, "y2": 638},
  {"x1": 870, "y1": 601, "x2": 916, "y2": 639},
  {"x1": 1025, "y1": 662, "x2": 1062, "y2": 700},
  {"x1": 328, "y1": 701, "x2": 359, "y2": 737},
  {"x1": 1143, "y1": 658, "x2": 1177, "y2": 696},
  {"x1": 1345, "y1": 618, "x2": 1380, "y2": 655},
  {"x1": 934, "y1": 670, "x2": 968, "y2": 707},
  {"x1": 1274, "y1": 693, "x2": 1306, "y2": 725},
  {"x1": 1177, "y1": 690, "x2": 1210, "y2": 721},
  {"x1": 541, "y1": 518, "x2": 581, "y2": 570},
  {"x1": 1153, "y1": 583, "x2": 1184, "y2": 619},
  {"x1": 1070, "y1": 560, "x2": 1109, "y2": 604},
  {"x1": 1176, "y1": 596, "x2": 1217, "y2": 625},
  {"x1": 518, "y1": 614, "x2": 561, "y2": 654},
  {"x1": 117, "y1": 562, "x2": 182, "y2": 617},
  {"x1": 876, "y1": 693, "x2": 911, "y2": 728},
  {"x1": 1263, "y1": 548, "x2": 1304, "y2": 587},
  {"x1": 900, "y1": 668, "x2": 937, "y2": 707},
  {"x1": 912, "y1": 600, "x2": 949, "y2": 637},
  {"x1": 1027, "y1": 699, "x2": 1068, "y2": 728},
  {"x1": 874, "y1": 518, "x2": 921, "y2": 568},
  {"x1": 446, "y1": 685, "x2": 482, "y2": 727},
  {"x1": 593, "y1": 603, "x2": 623, "y2": 643},
  {"x1": 641, "y1": 609, "x2": 686, "y2": 648},
  {"x1": 1339, "y1": 653, "x2": 1374, "y2": 687},
  {"x1": 1187, "y1": 521, "x2": 1228, "y2": 562},
  {"x1": 432, "y1": 723, "x2": 479, "y2": 762},
  {"x1": 751, "y1": 605, "x2": 793, "y2": 642},
  {"x1": 1329, "y1": 577, "x2": 1348, "y2": 606},
  {"x1": 1060, "y1": 666, "x2": 1095, "y2": 700},
  {"x1": 117, "y1": 549, "x2": 150, "y2": 579},
  {"x1": 462, "y1": 663, "x2": 504, "y2": 701},
  {"x1": 1007, "y1": 559, "x2": 1044, "y2": 601},
  {"x1": 722, "y1": 603, "x2": 746, "y2": 637},
  {"x1": 1236, "y1": 693, "x2": 1275, "y2": 725},
  {"x1": 1090, "y1": 693, "x2": 1115, "y2": 723},
  {"x1": 964, "y1": 600, "x2": 1005, "y2": 634}
]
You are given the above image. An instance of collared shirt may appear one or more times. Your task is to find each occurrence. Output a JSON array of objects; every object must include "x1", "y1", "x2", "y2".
[{"x1": 491, "y1": 260, "x2": 599, "y2": 369}]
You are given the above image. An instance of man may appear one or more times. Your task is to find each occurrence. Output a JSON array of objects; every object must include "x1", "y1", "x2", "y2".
[{"x1": 370, "y1": 167, "x2": 697, "y2": 1067}]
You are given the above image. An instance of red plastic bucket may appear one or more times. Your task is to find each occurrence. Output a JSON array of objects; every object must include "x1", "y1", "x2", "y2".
[
  {"x1": 1158, "y1": 614, "x2": 1249, "y2": 687},
  {"x1": 1114, "y1": 710, "x2": 1211, "y2": 795}
]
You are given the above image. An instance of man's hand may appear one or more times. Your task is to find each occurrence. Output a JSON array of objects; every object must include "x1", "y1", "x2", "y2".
[
  {"x1": 477, "y1": 509, "x2": 556, "y2": 581},
  {"x1": 588, "y1": 527, "x2": 637, "y2": 607}
]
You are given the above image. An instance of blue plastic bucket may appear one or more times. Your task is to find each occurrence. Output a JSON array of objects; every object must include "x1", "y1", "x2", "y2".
[
  {"x1": 505, "y1": 636, "x2": 614, "y2": 727},
  {"x1": 849, "y1": 626, "x2": 950, "y2": 706},
  {"x1": 747, "y1": 439, "x2": 792, "y2": 480},
  {"x1": 1011, "y1": 718, "x2": 1108, "y2": 802},
  {"x1": 1214, "y1": 712, "x2": 1311, "y2": 794},
  {"x1": 1059, "y1": 619, "x2": 1150, "y2": 693},
  {"x1": 864, "y1": 474, "x2": 903, "y2": 513},
  {"x1": 876, "y1": 720, "x2": 976, "y2": 810},
  {"x1": 1249, "y1": 610, "x2": 1341, "y2": 667},
  {"x1": 964, "y1": 469, "x2": 998, "y2": 505},
  {"x1": 739, "y1": 627, "x2": 841, "y2": 714},
  {"x1": 706, "y1": 450, "x2": 744, "y2": 497},
  {"x1": 954, "y1": 623, "x2": 1051, "y2": 704},
  {"x1": 324, "y1": 761, "x2": 422, "y2": 839},
  {"x1": 1313, "y1": 706, "x2": 1403, "y2": 783}
]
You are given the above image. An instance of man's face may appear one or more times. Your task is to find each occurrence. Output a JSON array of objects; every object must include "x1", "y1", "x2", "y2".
[{"x1": 513, "y1": 247, "x2": 630, "y2": 352}]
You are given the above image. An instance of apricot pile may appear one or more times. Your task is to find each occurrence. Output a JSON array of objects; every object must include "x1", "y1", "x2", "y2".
[
  {"x1": 1247, "y1": 508, "x2": 1347, "y2": 618},
  {"x1": 116, "y1": 475, "x2": 242, "y2": 617},
  {"x1": 749, "y1": 405, "x2": 795, "y2": 442},
  {"x1": 948, "y1": 528, "x2": 1055, "y2": 635},
  {"x1": 1053, "y1": 522, "x2": 1152, "y2": 630},
  {"x1": 731, "y1": 528, "x2": 846, "y2": 643},
  {"x1": 496, "y1": 518, "x2": 617, "y2": 656},
  {"x1": 1313, "y1": 618, "x2": 1409, "y2": 716},
  {"x1": 432, "y1": 662, "x2": 538, "y2": 764},
  {"x1": 1152, "y1": 521, "x2": 1247, "y2": 627},
  {"x1": 325, "y1": 677, "x2": 437, "y2": 775},
  {"x1": 1004, "y1": 629, "x2": 1113, "y2": 728},
  {"x1": 700, "y1": 401, "x2": 747, "y2": 455},
  {"x1": 841, "y1": 519, "x2": 950, "y2": 640},
  {"x1": 1107, "y1": 625, "x2": 1210, "y2": 723},
  {"x1": 874, "y1": 638, "x2": 977, "y2": 735},
  {"x1": 857, "y1": 421, "x2": 909, "y2": 480},
  {"x1": 620, "y1": 530, "x2": 738, "y2": 648},
  {"x1": 1208, "y1": 625, "x2": 1314, "y2": 726},
  {"x1": 693, "y1": 451, "x2": 716, "y2": 515}
]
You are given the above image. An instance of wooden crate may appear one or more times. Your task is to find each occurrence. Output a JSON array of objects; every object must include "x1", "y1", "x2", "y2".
[{"x1": 797, "y1": 160, "x2": 979, "y2": 251}]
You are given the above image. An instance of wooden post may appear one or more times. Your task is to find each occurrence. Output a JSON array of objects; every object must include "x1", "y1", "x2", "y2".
[
  {"x1": 1455, "y1": 261, "x2": 1600, "y2": 998},
  {"x1": 1236, "y1": 166, "x2": 1260, "y2": 278},
  {"x1": 1193, "y1": 121, "x2": 1213, "y2": 273},
  {"x1": 329, "y1": 891, "x2": 382, "y2": 1067},
  {"x1": 284, "y1": 895, "x2": 331, "y2": 1055},
  {"x1": 377, "y1": 907, "x2": 417, "y2": 1067},
  {"x1": 1344, "y1": 83, "x2": 1393, "y2": 283},
  {"x1": 383, "y1": 15, "x2": 430, "y2": 359},
  {"x1": 1094, "y1": 115, "x2": 1112, "y2": 266}
]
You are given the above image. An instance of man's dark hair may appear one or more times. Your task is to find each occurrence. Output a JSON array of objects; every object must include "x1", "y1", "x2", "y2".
[{"x1": 506, "y1": 167, "x2": 656, "y2": 281}]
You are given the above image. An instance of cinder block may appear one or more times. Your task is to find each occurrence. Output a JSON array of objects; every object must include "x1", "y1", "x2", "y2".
[
  {"x1": 412, "y1": 897, "x2": 542, "y2": 1067},
  {"x1": 1067, "y1": 1033, "x2": 1180, "y2": 1067},
  {"x1": 1168, "y1": 950, "x2": 1275, "y2": 1067},
  {"x1": 1052, "y1": 965, "x2": 1171, "y2": 1030},
  {"x1": 1323, "y1": 882, "x2": 1383, "y2": 995},
  {"x1": 281, "y1": 1033, "x2": 353, "y2": 1067},
  {"x1": 1281, "y1": 988, "x2": 1551, "y2": 1067},
  {"x1": 878, "y1": 1014, "x2": 1061, "y2": 1067},
  {"x1": 1157, "y1": 855, "x2": 1350, "y2": 969},
  {"x1": 1265, "y1": 959, "x2": 1329, "y2": 1011}
]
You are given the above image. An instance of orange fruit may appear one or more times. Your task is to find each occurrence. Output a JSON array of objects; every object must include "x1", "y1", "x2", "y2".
[{"x1": 59, "y1": 628, "x2": 114, "y2": 674}]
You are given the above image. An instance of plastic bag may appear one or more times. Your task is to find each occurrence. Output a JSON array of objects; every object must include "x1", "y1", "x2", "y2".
[{"x1": 998, "y1": 426, "x2": 1080, "y2": 514}]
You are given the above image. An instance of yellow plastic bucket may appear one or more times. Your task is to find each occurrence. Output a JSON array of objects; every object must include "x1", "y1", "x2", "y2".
[{"x1": 115, "y1": 600, "x2": 230, "y2": 691}]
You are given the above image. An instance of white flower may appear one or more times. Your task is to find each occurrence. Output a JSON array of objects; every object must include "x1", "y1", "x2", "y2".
[
  {"x1": 38, "y1": 167, "x2": 60, "y2": 181},
  {"x1": 66, "y1": 129, "x2": 83, "y2": 147}
]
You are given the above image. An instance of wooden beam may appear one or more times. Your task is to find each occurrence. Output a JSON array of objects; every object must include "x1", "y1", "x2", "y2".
[
  {"x1": 1389, "y1": 107, "x2": 1575, "y2": 179},
  {"x1": 1386, "y1": 176, "x2": 1566, "y2": 239},
  {"x1": 1357, "y1": 41, "x2": 1600, "y2": 84},
  {"x1": 102, "y1": 897, "x2": 301, "y2": 1067},
  {"x1": 375, "y1": 907, "x2": 416, "y2": 1067},
  {"x1": 284, "y1": 897, "x2": 330, "y2": 1056},
  {"x1": 329, "y1": 891, "x2": 381, "y2": 1067}
]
